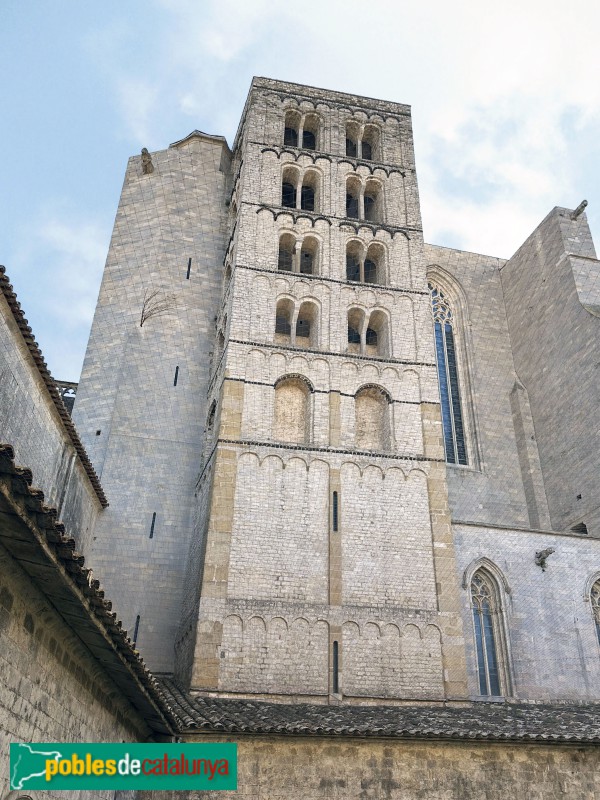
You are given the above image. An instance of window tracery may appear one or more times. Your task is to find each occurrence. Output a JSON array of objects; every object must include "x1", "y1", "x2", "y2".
[
  {"x1": 591, "y1": 580, "x2": 600, "y2": 647},
  {"x1": 470, "y1": 571, "x2": 505, "y2": 696},
  {"x1": 429, "y1": 283, "x2": 468, "y2": 465}
]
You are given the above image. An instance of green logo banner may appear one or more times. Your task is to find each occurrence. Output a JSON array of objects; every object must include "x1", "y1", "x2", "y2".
[{"x1": 10, "y1": 742, "x2": 237, "y2": 790}]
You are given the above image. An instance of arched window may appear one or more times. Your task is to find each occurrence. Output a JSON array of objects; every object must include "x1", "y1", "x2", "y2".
[
  {"x1": 302, "y1": 113, "x2": 319, "y2": 150},
  {"x1": 355, "y1": 386, "x2": 390, "y2": 451},
  {"x1": 275, "y1": 298, "x2": 294, "y2": 344},
  {"x1": 347, "y1": 307, "x2": 364, "y2": 354},
  {"x1": 346, "y1": 177, "x2": 360, "y2": 219},
  {"x1": 361, "y1": 125, "x2": 379, "y2": 161},
  {"x1": 301, "y1": 170, "x2": 319, "y2": 212},
  {"x1": 284, "y1": 110, "x2": 300, "y2": 147},
  {"x1": 300, "y1": 236, "x2": 318, "y2": 275},
  {"x1": 346, "y1": 241, "x2": 362, "y2": 281},
  {"x1": 282, "y1": 181, "x2": 296, "y2": 208},
  {"x1": 346, "y1": 121, "x2": 360, "y2": 157},
  {"x1": 274, "y1": 376, "x2": 310, "y2": 444},
  {"x1": 591, "y1": 580, "x2": 600, "y2": 647},
  {"x1": 296, "y1": 301, "x2": 318, "y2": 348},
  {"x1": 429, "y1": 283, "x2": 468, "y2": 465},
  {"x1": 278, "y1": 234, "x2": 295, "y2": 271},
  {"x1": 470, "y1": 570, "x2": 506, "y2": 696},
  {"x1": 363, "y1": 179, "x2": 382, "y2": 223}
]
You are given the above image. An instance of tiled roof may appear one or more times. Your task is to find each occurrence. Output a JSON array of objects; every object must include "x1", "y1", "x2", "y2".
[
  {"x1": 0, "y1": 266, "x2": 107, "y2": 507},
  {"x1": 160, "y1": 677, "x2": 600, "y2": 744},
  {"x1": 0, "y1": 444, "x2": 175, "y2": 735}
]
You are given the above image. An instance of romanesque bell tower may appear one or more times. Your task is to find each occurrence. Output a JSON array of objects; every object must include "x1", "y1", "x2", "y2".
[{"x1": 176, "y1": 79, "x2": 469, "y2": 703}]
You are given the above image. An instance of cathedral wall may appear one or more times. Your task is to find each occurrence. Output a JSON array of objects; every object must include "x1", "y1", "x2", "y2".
[
  {"x1": 0, "y1": 291, "x2": 101, "y2": 553},
  {"x1": 423, "y1": 243, "x2": 549, "y2": 530},
  {"x1": 72, "y1": 135, "x2": 230, "y2": 671},
  {"x1": 454, "y1": 523, "x2": 600, "y2": 700},
  {"x1": 0, "y1": 540, "x2": 150, "y2": 800},
  {"x1": 142, "y1": 734, "x2": 600, "y2": 800},
  {"x1": 500, "y1": 207, "x2": 600, "y2": 536}
]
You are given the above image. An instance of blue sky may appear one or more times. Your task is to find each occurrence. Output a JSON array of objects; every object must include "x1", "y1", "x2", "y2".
[{"x1": 3, "y1": 0, "x2": 600, "y2": 380}]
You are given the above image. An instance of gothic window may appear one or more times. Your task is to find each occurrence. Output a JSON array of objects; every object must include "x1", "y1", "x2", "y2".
[
  {"x1": 429, "y1": 283, "x2": 468, "y2": 465},
  {"x1": 591, "y1": 580, "x2": 600, "y2": 647},
  {"x1": 470, "y1": 571, "x2": 505, "y2": 696},
  {"x1": 355, "y1": 385, "x2": 391, "y2": 451},
  {"x1": 274, "y1": 376, "x2": 310, "y2": 444}
]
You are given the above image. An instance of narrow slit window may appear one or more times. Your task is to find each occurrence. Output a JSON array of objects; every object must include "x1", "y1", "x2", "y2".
[
  {"x1": 332, "y1": 491, "x2": 339, "y2": 532},
  {"x1": 173, "y1": 366, "x2": 179, "y2": 386},
  {"x1": 149, "y1": 512, "x2": 156, "y2": 539},
  {"x1": 132, "y1": 615, "x2": 141, "y2": 647},
  {"x1": 332, "y1": 640, "x2": 339, "y2": 694},
  {"x1": 186, "y1": 257, "x2": 192, "y2": 279}
]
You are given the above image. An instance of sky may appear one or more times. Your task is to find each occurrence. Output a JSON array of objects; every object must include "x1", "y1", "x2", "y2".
[{"x1": 2, "y1": 0, "x2": 600, "y2": 381}]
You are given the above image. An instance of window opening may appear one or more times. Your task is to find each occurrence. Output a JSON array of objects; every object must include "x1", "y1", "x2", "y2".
[
  {"x1": 364, "y1": 258, "x2": 377, "y2": 283},
  {"x1": 471, "y1": 572, "x2": 502, "y2": 696},
  {"x1": 282, "y1": 182, "x2": 296, "y2": 208},
  {"x1": 278, "y1": 242, "x2": 294, "y2": 271},
  {"x1": 275, "y1": 315, "x2": 292, "y2": 335},
  {"x1": 346, "y1": 254, "x2": 361, "y2": 281},
  {"x1": 361, "y1": 140, "x2": 372, "y2": 160},
  {"x1": 571, "y1": 522, "x2": 588, "y2": 535},
  {"x1": 346, "y1": 194, "x2": 359, "y2": 219},
  {"x1": 429, "y1": 284, "x2": 468, "y2": 465},
  {"x1": 149, "y1": 512, "x2": 156, "y2": 539},
  {"x1": 301, "y1": 185, "x2": 315, "y2": 211},
  {"x1": 302, "y1": 130, "x2": 316, "y2": 150},
  {"x1": 365, "y1": 328, "x2": 378, "y2": 347},
  {"x1": 284, "y1": 127, "x2": 298, "y2": 147},
  {"x1": 186, "y1": 257, "x2": 192, "y2": 279},
  {"x1": 591, "y1": 580, "x2": 600, "y2": 647},
  {"x1": 332, "y1": 640, "x2": 339, "y2": 693},
  {"x1": 300, "y1": 250, "x2": 313, "y2": 274},
  {"x1": 132, "y1": 615, "x2": 141, "y2": 647},
  {"x1": 364, "y1": 194, "x2": 376, "y2": 221},
  {"x1": 332, "y1": 491, "x2": 339, "y2": 532},
  {"x1": 347, "y1": 325, "x2": 361, "y2": 344}
]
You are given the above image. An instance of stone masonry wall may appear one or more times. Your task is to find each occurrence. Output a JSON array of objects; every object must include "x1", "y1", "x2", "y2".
[
  {"x1": 0, "y1": 292, "x2": 101, "y2": 553},
  {"x1": 500, "y1": 207, "x2": 600, "y2": 536},
  {"x1": 454, "y1": 523, "x2": 600, "y2": 701},
  {"x1": 73, "y1": 134, "x2": 230, "y2": 671},
  {"x1": 187, "y1": 80, "x2": 468, "y2": 701},
  {"x1": 0, "y1": 540, "x2": 151, "y2": 800},
  {"x1": 141, "y1": 734, "x2": 600, "y2": 800}
]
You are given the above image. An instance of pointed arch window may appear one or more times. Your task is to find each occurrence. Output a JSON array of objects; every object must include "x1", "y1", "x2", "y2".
[
  {"x1": 592, "y1": 580, "x2": 600, "y2": 647},
  {"x1": 470, "y1": 571, "x2": 503, "y2": 696},
  {"x1": 429, "y1": 283, "x2": 468, "y2": 465}
]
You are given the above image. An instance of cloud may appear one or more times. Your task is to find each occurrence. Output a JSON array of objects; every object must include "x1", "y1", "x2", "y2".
[{"x1": 9, "y1": 208, "x2": 110, "y2": 380}]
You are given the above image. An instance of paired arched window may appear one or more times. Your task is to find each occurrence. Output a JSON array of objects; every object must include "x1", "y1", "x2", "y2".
[
  {"x1": 345, "y1": 175, "x2": 383, "y2": 223},
  {"x1": 345, "y1": 121, "x2": 380, "y2": 160},
  {"x1": 591, "y1": 579, "x2": 600, "y2": 647},
  {"x1": 284, "y1": 110, "x2": 319, "y2": 150},
  {"x1": 429, "y1": 283, "x2": 468, "y2": 466},
  {"x1": 346, "y1": 241, "x2": 385, "y2": 285},
  {"x1": 274, "y1": 376, "x2": 311, "y2": 444},
  {"x1": 278, "y1": 234, "x2": 319, "y2": 275},
  {"x1": 346, "y1": 307, "x2": 390, "y2": 358},
  {"x1": 355, "y1": 385, "x2": 391, "y2": 451},
  {"x1": 275, "y1": 298, "x2": 319, "y2": 349},
  {"x1": 470, "y1": 570, "x2": 507, "y2": 696},
  {"x1": 281, "y1": 166, "x2": 320, "y2": 212}
]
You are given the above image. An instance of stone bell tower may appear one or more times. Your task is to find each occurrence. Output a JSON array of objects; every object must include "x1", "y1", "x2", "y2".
[{"x1": 176, "y1": 77, "x2": 468, "y2": 703}]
